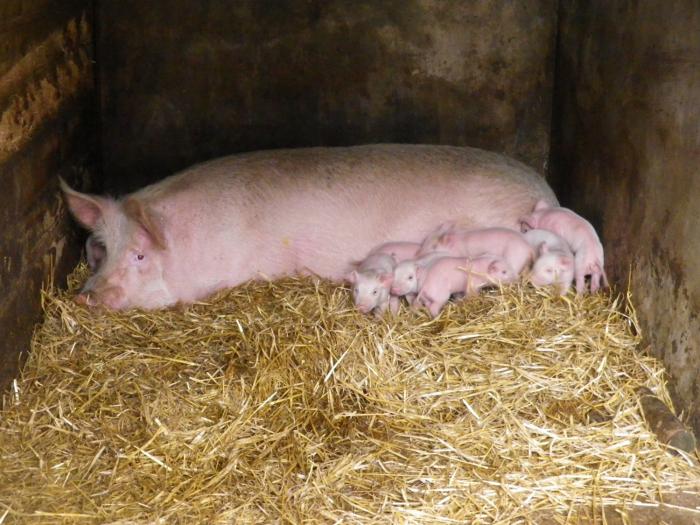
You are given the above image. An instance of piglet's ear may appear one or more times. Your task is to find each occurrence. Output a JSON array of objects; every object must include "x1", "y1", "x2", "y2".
[
  {"x1": 559, "y1": 256, "x2": 573, "y2": 267},
  {"x1": 538, "y1": 242, "x2": 549, "y2": 255},
  {"x1": 60, "y1": 177, "x2": 110, "y2": 231},
  {"x1": 347, "y1": 270, "x2": 358, "y2": 284},
  {"x1": 123, "y1": 198, "x2": 167, "y2": 250},
  {"x1": 487, "y1": 261, "x2": 504, "y2": 275},
  {"x1": 378, "y1": 272, "x2": 393, "y2": 286},
  {"x1": 519, "y1": 217, "x2": 534, "y2": 233},
  {"x1": 438, "y1": 232, "x2": 454, "y2": 245},
  {"x1": 437, "y1": 220, "x2": 456, "y2": 233}
]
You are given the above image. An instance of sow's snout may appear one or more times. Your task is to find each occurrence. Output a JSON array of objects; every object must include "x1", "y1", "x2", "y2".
[{"x1": 75, "y1": 279, "x2": 127, "y2": 310}]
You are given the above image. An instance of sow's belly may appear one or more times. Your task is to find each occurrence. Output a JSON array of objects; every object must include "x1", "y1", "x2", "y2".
[{"x1": 246, "y1": 186, "x2": 543, "y2": 283}]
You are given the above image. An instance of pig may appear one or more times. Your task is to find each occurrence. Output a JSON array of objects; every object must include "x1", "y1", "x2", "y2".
[
  {"x1": 523, "y1": 229, "x2": 575, "y2": 295},
  {"x1": 347, "y1": 253, "x2": 397, "y2": 316},
  {"x1": 368, "y1": 241, "x2": 421, "y2": 264},
  {"x1": 85, "y1": 234, "x2": 106, "y2": 272},
  {"x1": 60, "y1": 144, "x2": 557, "y2": 310},
  {"x1": 463, "y1": 256, "x2": 518, "y2": 297},
  {"x1": 520, "y1": 200, "x2": 608, "y2": 293},
  {"x1": 414, "y1": 255, "x2": 515, "y2": 318},
  {"x1": 391, "y1": 252, "x2": 449, "y2": 300},
  {"x1": 418, "y1": 226, "x2": 534, "y2": 276}
]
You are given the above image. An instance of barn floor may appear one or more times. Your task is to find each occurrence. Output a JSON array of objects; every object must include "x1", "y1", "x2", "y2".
[{"x1": 0, "y1": 264, "x2": 699, "y2": 524}]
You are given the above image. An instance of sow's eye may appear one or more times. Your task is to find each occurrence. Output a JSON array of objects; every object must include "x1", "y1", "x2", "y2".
[{"x1": 137, "y1": 254, "x2": 145, "y2": 261}]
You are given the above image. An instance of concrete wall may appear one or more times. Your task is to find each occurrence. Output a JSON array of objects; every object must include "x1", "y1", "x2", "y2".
[
  {"x1": 552, "y1": 2, "x2": 700, "y2": 434},
  {"x1": 98, "y1": 0, "x2": 557, "y2": 193},
  {"x1": 0, "y1": 0, "x2": 98, "y2": 389}
]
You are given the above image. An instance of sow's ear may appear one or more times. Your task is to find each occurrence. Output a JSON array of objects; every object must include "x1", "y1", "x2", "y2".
[
  {"x1": 59, "y1": 177, "x2": 110, "y2": 231},
  {"x1": 534, "y1": 199, "x2": 550, "y2": 211},
  {"x1": 123, "y1": 198, "x2": 167, "y2": 250}
]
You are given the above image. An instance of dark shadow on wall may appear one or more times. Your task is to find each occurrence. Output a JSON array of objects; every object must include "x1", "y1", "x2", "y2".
[
  {"x1": 550, "y1": 0, "x2": 700, "y2": 436},
  {"x1": 0, "y1": 0, "x2": 100, "y2": 390},
  {"x1": 97, "y1": 0, "x2": 558, "y2": 194}
]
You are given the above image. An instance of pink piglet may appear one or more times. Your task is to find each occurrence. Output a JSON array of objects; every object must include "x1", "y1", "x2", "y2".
[
  {"x1": 520, "y1": 200, "x2": 608, "y2": 294},
  {"x1": 414, "y1": 255, "x2": 515, "y2": 318},
  {"x1": 347, "y1": 253, "x2": 397, "y2": 317}
]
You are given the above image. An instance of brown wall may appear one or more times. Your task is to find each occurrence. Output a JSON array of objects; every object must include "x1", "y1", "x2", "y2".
[
  {"x1": 98, "y1": 0, "x2": 558, "y2": 193},
  {"x1": 553, "y1": 2, "x2": 700, "y2": 434},
  {"x1": 0, "y1": 0, "x2": 98, "y2": 388}
]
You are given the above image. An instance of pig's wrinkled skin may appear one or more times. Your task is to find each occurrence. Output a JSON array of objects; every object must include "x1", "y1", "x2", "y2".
[
  {"x1": 520, "y1": 200, "x2": 608, "y2": 293},
  {"x1": 414, "y1": 255, "x2": 514, "y2": 318},
  {"x1": 391, "y1": 252, "x2": 448, "y2": 298},
  {"x1": 418, "y1": 226, "x2": 534, "y2": 276},
  {"x1": 348, "y1": 253, "x2": 396, "y2": 316},
  {"x1": 60, "y1": 144, "x2": 557, "y2": 310},
  {"x1": 523, "y1": 229, "x2": 575, "y2": 295},
  {"x1": 368, "y1": 241, "x2": 421, "y2": 264}
]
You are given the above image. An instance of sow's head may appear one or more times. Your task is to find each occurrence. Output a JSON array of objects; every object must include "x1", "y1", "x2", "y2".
[{"x1": 60, "y1": 178, "x2": 171, "y2": 310}]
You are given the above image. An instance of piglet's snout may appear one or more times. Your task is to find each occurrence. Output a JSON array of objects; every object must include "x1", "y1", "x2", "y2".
[{"x1": 74, "y1": 292, "x2": 92, "y2": 306}]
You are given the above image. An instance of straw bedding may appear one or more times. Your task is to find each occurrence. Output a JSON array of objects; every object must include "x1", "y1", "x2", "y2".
[{"x1": 1, "y1": 264, "x2": 699, "y2": 524}]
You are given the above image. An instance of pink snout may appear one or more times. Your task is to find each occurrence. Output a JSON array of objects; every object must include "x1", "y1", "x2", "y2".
[
  {"x1": 357, "y1": 303, "x2": 373, "y2": 314},
  {"x1": 390, "y1": 284, "x2": 405, "y2": 296},
  {"x1": 75, "y1": 285, "x2": 127, "y2": 310}
]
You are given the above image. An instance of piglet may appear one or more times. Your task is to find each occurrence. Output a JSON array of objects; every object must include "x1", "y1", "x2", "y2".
[
  {"x1": 520, "y1": 200, "x2": 608, "y2": 293},
  {"x1": 347, "y1": 253, "x2": 397, "y2": 317},
  {"x1": 414, "y1": 255, "x2": 515, "y2": 318},
  {"x1": 391, "y1": 252, "x2": 448, "y2": 300},
  {"x1": 418, "y1": 226, "x2": 534, "y2": 276},
  {"x1": 464, "y1": 255, "x2": 517, "y2": 297},
  {"x1": 523, "y1": 229, "x2": 575, "y2": 295}
]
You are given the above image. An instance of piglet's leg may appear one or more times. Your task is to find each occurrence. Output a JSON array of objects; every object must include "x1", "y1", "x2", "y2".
[
  {"x1": 601, "y1": 268, "x2": 610, "y2": 289},
  {"x1": 590, "y1": 270, "x2": 601, "y2": 293},
  {"x1": 374, "y1": 298, "x2": 389, "y2": 318},
  {"x1": 389, "y1": 296, "x2": 400, "y2": 315},
  {"x1": 574, "y1": 256, "x2": 587, "y2": 295},
  {"x1": 414, "y1": 293, "x2": 432, "y2": 313},
  {"x1": 428, "y1": 290, "x2": 451, "y2": 318},
  {"x1": 575, "y1": 271, "x2": 587, "y2": 295}
]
